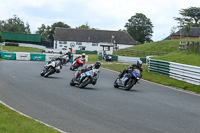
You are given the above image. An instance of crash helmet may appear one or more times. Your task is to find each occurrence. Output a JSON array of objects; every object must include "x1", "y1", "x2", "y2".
[
  {"x1": 82, "y1": 53, "x2": 86, "y2": 58},
  {"x1": 136, "y1": 60, "x2": 142, "y2": 67},
  {"x1": 94, "y1": 61, "x2": 101, "y2": 69}
]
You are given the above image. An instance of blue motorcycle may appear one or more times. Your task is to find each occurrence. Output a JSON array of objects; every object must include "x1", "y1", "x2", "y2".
[{"x1": 114, "y1": 69, "x2": 141, "y2": 90}]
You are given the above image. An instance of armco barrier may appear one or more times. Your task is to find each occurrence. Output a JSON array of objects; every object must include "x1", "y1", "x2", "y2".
[
  {"x1": 111, "y1": 55, "x2": 118, "y2": 61},
  {"x1": 45, "y1": 54, "x2": 60, "y2": 61},
  {"x1": 140, "y1": 57, "x2": 146, "y2": 63},
  {"x1": 118, "y1": 56, "x2": 140, "y2": 63},
  {"x1": 148, "y1": 59, "x2": 200, "y2": 85},
  {"x1": 1, "y1": 52, "x2": 16, "y2": 60},
  {"x1": 69, "y1": 54, "x2": 73, "y2": 62},
  {"x1": 30, "y1": 53, "x2": 46, "y2": 61},
  {"x1": 169, "y1": 62, "x2": 200, "y2": 85},
  {"x1": 148, "y1": 59, "x2": 170, "y2": 76},
  {"x1": 16, "y1": 52, "x2": 30, "y2": 61},
  {"x1": 0, "y1": 51, "x2": 2, "y2": 58}
]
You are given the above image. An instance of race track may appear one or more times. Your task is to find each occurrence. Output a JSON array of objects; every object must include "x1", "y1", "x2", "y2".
[{"x1": 0, "y1": 60, "x2": 200, "y2": 133}]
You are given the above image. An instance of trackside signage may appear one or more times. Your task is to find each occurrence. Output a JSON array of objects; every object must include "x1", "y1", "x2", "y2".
[
  {"x1": 1, "y1": 52, "x2": 16, "y2": 60},
  {"x1": 30, "y1": 53, "x2": 45, "y2": 61},
  {"x1": 16, "y1": 52, "x2": 30, "y2": 61}
]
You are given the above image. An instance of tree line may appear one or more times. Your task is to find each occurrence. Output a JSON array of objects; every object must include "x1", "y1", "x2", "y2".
[{"x1": 0, "y1": 7, "x2": 200, "y2": 44}]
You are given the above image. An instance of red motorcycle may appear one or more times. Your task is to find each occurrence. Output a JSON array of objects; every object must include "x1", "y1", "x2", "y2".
[{"x1": 70, "y1": 57, "x2": 85, "y2": 71}]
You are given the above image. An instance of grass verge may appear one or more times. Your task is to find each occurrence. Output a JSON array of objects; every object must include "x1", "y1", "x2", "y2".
[
  {"x1": 153, "y1": 51, "x2": 200, "y2": 67},
  {"x1": 0, "y1": 103, "x2": 60, "y2": 133},
  {"x1": 2, "y1": 46, "x2": 43, "y2": 52},
  {"x1": 102, "y1": 64, "x2": 200, "y2": 93}
]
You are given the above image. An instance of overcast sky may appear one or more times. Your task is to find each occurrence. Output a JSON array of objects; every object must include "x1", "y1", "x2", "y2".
[{"x1": 0, "y1": 0, "x2": 200, "y2": 41}]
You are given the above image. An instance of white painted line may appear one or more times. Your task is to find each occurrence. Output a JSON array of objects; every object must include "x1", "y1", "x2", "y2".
[
  {"x1": 101, "y1": 67, "x2": 200, "y2": 97},
  {"x1": 0, "y1": 100, "x2": 67, "y2": 133}
]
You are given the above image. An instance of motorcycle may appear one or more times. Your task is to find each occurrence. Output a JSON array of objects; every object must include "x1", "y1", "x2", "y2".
[
  {"x1": 40, "y1": 59, "x2": 62, "y2": 77},
  {"x1": 61, "y1": 54, "x2": 70, "y2": 65},
  {"x1": 105, "y1": 55, "x2": 113, "y2": 62},
  {"x1": 70, "y1": 68, "x2": 100, "y2": 88},
  {"x1": 70, "y1": 57, "x2": 85, "y2": 71},
  {"x1": 114, "y1": 69, "x2": 141, "y2": 90}
]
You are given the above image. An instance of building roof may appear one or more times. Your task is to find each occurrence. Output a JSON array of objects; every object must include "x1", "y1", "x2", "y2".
[
  {"x1": 1, "y1": 32, "x2": 41, "y2": 43},
  {"x1": 54, "y1": 28, "x2": 136, "y2": 45},
  {"x1": 173, "y1": 27, "x2": 200, "y2": 37}
]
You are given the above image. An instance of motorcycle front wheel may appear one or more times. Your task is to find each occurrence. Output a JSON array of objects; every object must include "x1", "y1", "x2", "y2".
[
  {"x1": 40, "y1": 69, "x2": 45, "y2": 76},
  {"x1": 113, "y1": 78, "x2": 119, "y2": 88},
  {"x1": 79, "y1": 77, "x2": 91, "y2": 88},
  {"x1": 44, "y1": 67, "x2": 54, "y2": 77},
  {"x1": 70, "y1": 78, "x2": 76, "y2": 86},
  {"x1": 124, "y1": 78, "x2": 136, "y2": 90}
]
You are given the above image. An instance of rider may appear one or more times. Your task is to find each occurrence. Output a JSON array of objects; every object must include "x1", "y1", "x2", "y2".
[
  {"x1": 75, "y1": 61, "x2": 101, "y2": 79},
  {"x1": 73, "y1": 53, "x2": 86, "y2": 65},
  {"x1": 119, "y1": 60, "x2": 143, "y2": 78}
]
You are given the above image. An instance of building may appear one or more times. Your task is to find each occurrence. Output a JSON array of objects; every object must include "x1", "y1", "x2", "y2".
[
  {"x1": 53, "y1": 28, "x2": 136, "y2": 54},
  {"x1": 165, "y1": 27, "x2": 200, "y2": 40}
]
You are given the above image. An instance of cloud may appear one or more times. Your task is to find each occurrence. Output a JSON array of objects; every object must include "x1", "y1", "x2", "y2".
[{"x1": 1, "y1": 0, "x2": 200, "y2": 41}]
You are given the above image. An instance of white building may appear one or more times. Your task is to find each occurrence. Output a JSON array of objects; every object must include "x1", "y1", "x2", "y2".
[{"x1": 53, "y1": 28, "x2": 136, "y2": 54}]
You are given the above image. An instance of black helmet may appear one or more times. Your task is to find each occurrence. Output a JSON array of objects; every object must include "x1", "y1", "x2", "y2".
[{"x1": 94, "y1": 61, "x2": 101, "y2": 69}]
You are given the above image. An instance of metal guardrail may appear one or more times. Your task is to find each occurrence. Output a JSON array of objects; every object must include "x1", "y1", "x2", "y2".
[{"x1": 148, "y1": 59, "x2": 200, "y2": 85}]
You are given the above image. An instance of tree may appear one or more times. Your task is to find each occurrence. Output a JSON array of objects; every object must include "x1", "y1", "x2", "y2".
[
  {"x1": 76, "y1": 22, "x2": 97, "y2": 30},
  {"x1": 174, "y1": 7, "x2": 200, "y2": 27},
  {"x1": 184, "y1": 23, "x2": 192, "y2": 37},
  {"x1": 0, "y1": 32, "x2": 4, "y2": 42},
  {"x1": 49, "y1": 22, "x2": 70, "y2": 41},
  {"x1": 36, "y1": 22, "x2": 70, "y2": 41},
  {"x1": 0, "y1": 15, "x2": 31, "y2": 34},
  {"x1": 170, "y1": 26, "x2": 177, "y2": 36},
  {"x1": 125, "y1": 13, "x2": 153, "y2": 44},
  {"x1": 36, "y1": 24, "x2": 51, "y2": 39},
  {"x1": 76, "y1": 22, "x2": 90, "y2": 29}
]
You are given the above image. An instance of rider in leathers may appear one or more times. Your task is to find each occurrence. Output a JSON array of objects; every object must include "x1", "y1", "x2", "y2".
[
  {"x1": 75, "y1": 61, "x2": 101, "y2": 80},
  {"x1": 120, "y1": 60, "x2": 143, "y2": 78}
]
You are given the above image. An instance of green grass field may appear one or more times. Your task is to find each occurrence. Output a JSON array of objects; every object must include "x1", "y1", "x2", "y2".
[
  {"x1": 2, "y1": 46, "x2": 43, "y2": 52},
  {"x1": 0, "y1": 104, "x2": 60, "y2": 133}
]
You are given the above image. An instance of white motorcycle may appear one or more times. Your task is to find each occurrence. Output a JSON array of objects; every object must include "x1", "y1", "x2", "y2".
[
  {"x1": 70, "y1": 68, "x2": 100, "y2": 88},
  {"x1": 40, "y1": 59, "x2": 62, "y2": 77}
]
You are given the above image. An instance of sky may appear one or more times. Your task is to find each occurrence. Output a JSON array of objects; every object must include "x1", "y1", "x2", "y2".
[{"x1": 0, "y1": 0, "x2": 200, "y2": 41}]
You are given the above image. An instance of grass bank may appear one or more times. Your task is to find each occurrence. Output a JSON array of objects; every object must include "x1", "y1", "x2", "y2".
[
  {"x1": 2, "y1": 46, "x2": 43, "y2": 52},
  {"x1": 0, "y1": 104, "x2": 60, "y2": 133},
  {"x1": 153, "y1": 51, "x2": 200, "y2": 67}
]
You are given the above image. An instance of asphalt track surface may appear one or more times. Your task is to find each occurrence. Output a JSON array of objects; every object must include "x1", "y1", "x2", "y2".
[{"x1": 0, "y1": 60, "x2": 200, "y2": 133}]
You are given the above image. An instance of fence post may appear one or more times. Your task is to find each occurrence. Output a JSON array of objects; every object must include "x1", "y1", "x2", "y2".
[{"x1": 197, "y1": 42, "x2": 200, "y2": 53}]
